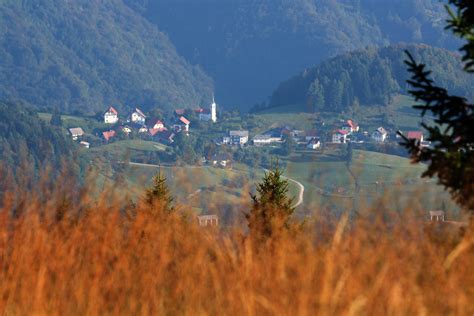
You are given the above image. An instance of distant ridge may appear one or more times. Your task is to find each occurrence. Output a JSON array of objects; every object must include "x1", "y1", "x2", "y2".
[
  {"x1": 0, "y1": 0, "x2": 213, "y2": 114},
  {"x1": 266, "y1": 44, "x2": 474, "y2": 113}
]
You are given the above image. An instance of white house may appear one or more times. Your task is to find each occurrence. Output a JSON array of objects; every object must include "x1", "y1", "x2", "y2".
[
  {"x1": 122, "y1": 125, "x2": 132, "y2": 134},
  {"x1": 197, "y1": 96, "x2": 217, "y2": 123},
  {"x1": 149, "y1": 119, "x2": 165, "y2": 130},
  {"x1": 341, "y1": 120, "x2": 359, "y2": 134},
  {"x1": 332, "y1": 130, "x2": 349, "y2": 144},
  {"x1": 130, "y1": 108, "x2": 146, "y2": 125},
  {"x1": 225, "y1": 130, "x2": 249, "y2": 145},
  {"x1": 69, "y1": 127, "x2": 85, "y2": 141},
  {"x1": 252, "y1": 135, "x2": 282, "y2": 146},
  {"x1": 211, "y1": 153, "x2": 232, "y2": 168},
  {"x1": 372, "y1": 127, "x2": 388, "y2": 143},
  {"x1": 173, "y1": 116, "x2": 190, "y2": 133},
  {"x1": 79, "y1": 141, "x2": 90, "y2": 149},
  {"x1": 307, "y1": 138, "x2": 321, "y2": 150},
  {"x1": 104, "y1": 106, "x2": 119, "y2": 124},
  {"x1": 138, "y1": 126, "x2": 149, "y2": 133}
]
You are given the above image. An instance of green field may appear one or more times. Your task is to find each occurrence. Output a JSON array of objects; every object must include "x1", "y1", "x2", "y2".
[
  {"x1": 47, "y1": 108, "x2": 456, "y2": 220},
  {"x1": 90, "y1": 140, "x2": 168, "y2": 156},
  {"x1": 38, "y1": 112, "x2": 108, "y2": 132},
  {"x1": 110, "y1": 150, "x2": 458, "y2": 223}
]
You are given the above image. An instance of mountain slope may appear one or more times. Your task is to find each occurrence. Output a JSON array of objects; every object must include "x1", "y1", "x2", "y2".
[
  {"x1": 0, "y1": 0, "x2": 213, "y2": 114},
  {"x1": 0, "y1": 102, "x2": 73, "y2": 171},
  {"x1": 128, "y1": 0, "x2": 457, "y2": 108},
  {"x1": 267, "y1": 44, "x2": 474, "y2": 112}
]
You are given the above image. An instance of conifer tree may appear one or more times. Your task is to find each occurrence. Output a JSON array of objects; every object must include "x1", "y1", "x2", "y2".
[
  {"x1": 50, "y1": 108, "x2": 62, "y2": 127},
  {"x1": 145, "y1": 170, "x2": 174, "y2": 215},
  {"x1": 400, "y1": 1, "x2": 474, "y2": 211},
  {"x1": 246, "y1": 164, "x2": 295, "y2": 238}
]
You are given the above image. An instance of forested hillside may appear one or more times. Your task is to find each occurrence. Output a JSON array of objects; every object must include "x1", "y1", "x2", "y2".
[
  {"x1": 0, "y1": 0, "x2": 213, "y2": 114},
  {"x1": 129, "y1": 0, "x2": 457, "y2": 108},
  {"x1": 0, "y1": 102, "x2": 73, "y2": 172},
  {"x1": 267, "y1": 44, "x2": 474, "y2": 112}
]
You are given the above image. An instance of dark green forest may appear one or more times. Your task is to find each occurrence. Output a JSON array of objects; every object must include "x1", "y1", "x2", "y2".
[
  {"x1": 267, "y1": 44, "x2": 474, "y2": 112},
  {"x1": 0, "y1": 0, "x2": 213, "y2": 114},
  {"x1": 0, "y1": 102, "x2": 73, "y2": 172},
  {"x1": 129, "y1": 0, "x2": 458, "y2": 108}
]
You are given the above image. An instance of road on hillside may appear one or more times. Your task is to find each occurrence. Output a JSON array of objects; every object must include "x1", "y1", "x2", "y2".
[
  {"x1": 263, "y1": 169, "x2": 305, "y2": 208},
  {"x1": 127, "y1": 162, "x2": 305, "y2": 208}
]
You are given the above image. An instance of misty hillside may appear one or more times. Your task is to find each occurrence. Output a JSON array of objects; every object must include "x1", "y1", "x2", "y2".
[
  {"x1": 0, "y1": 102, "x2": 73, "y2": 171},
  {"x1": 268, "y1": 44, "x2": 474, "y2": 112},
  {"x1": 0, "y1": 0, "x2": 213, "y2": 114},
  {"x1": 129, "y1": 0, "x2": 458, "y2": 108}
]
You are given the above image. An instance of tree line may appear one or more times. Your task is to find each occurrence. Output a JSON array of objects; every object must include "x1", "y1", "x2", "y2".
[{"x1": 268, "y1": 44, "x2": 474, "y2": 112}]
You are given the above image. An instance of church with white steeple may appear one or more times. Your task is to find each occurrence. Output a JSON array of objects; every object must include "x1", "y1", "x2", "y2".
[
  {"x1": 196, "y1": 95, "x2": 217, "y2": 123},
  {"x1": 210, "y1": 95, "x2": 217, "y2": 123}
]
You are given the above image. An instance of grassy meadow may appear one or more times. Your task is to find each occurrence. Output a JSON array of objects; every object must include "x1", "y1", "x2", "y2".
[
  {"x1": 0, "y1": 172, "x2": 472, "y2": 314},
  {"x1": 106, "y1": 149, "x2": 460, "y2": 226}
]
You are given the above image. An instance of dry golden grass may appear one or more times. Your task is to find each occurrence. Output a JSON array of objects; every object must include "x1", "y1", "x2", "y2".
[{"x1": 0, "y1": 171, "x2": 473, "y2": 315}]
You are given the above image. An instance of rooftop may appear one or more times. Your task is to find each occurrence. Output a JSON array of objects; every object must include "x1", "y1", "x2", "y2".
[
  {"x1": 230, "y1": 130, "x2": 249, "y2": 137},
  {"x1": 69, "y1": 127, "x2": 85, "y2": 136}
]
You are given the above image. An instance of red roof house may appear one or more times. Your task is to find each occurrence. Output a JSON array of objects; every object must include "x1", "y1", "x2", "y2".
[
  {"x1": 347, "y1": 120, "x2": 359, "y2": 132},
  {"x1": 148, "y1": 118, "x2": 165, "y2": 130},
  {"x1": 107, "y1": 106, "x2": 118, "y2": 115},
  {"x1": 102, "y1": 130, "x2": 116, "y2": 141},
  {"x1": 149, "y1": 127, "x2": 167, "y2": 137},
  {"x1": 179, "y1": 116, "x2": 190, "y2": 125},
  {"x1": 407, "y1": 131, "x2": 424, "y2": 141}
]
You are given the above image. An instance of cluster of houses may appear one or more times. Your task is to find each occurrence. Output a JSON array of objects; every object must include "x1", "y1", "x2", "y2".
[
  {"x1": 331, "y1": 119, "x2": 428, "y2": 146},
  {"x1": 99, "y1": 106, "x2": 191, "y2": 143},
  {"x1": 215, "y1": 118, "x2": 428, "y2": 152},
  {"x1": 68, "y1": 98, "x2": 218, "y2": 146},
  {"x1": 219, "y1": 127, "x2": 322, "y2": 150},
  {"x1": 331, "y1": 120, "x2": 360, "y2": 143},
  {"x1": 68, "y1": 101, "x2": 430, "y2": 154}
]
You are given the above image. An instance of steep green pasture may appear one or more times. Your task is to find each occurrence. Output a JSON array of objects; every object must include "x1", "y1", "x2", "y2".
[{"x1": 114, "y1": 150, "x2": 458, "y2": 221}]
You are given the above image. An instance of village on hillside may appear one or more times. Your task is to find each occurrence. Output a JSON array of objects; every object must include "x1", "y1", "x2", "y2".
[{"x1": 62, "y1": 95, "x2": 432, "y2": 169}]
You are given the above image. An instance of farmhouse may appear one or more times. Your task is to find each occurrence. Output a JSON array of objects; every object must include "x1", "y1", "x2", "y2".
[
  {"x1": 79, "y1": 141, "x2": 90, "y2": 149},
  {"x1": 102, "y1": 130, "x2": 116, "y2": 141},
  {"x1": 138, "y1": 126, "x2": 149, "y2": 133},
  {"x1": 148, "y1": 118, "x2": 165, "y2": 130},
  {"x1": 332, "y1": 130, "x2": 349, "y2": 144},
  {"x1": 69, "y1": 127, "x2": 85, "y2": 140},
  {"x1": 342, "y1": 120, "x2": 359, "y2": 133},
  {"x1": 429, "y1": 210, "x2": 445, "y2": 222},
  {"x1": 406, "y1": 131, "x2": 424, "y2": 142},
  {"x1": 149, "y1": 125, "x2": 169, "y2": 137},
  {"x1": 211, "y1": 153, "x2": 232, "y2": 168},
  {"x1": 173, "y1": 116, "x2": 190, "y2": 133},
  {"x1": 197, "y1": 214, "x2": 219, "y2": 227},
  {"x1": 121, "y1": 125, "x2": 132, "y2": 134},
  {"x1": 223, "y1": 130, "x2": 249, "y2": 145},
  {"x1": 372, "y1": 127, "x2": 388, "y2": 143},
  {"x1": 104, "y1": 106, "x2": 119, "y2": 124},
  {"x1": 306, "y1": 138, "x2": 321, "y2": 150},
  {"x1": 252, "y1": 134, "x2": 282, "y2": 146},
  {"x1": 130, "y1": 108, "x2": 147, "y2": 125}
]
